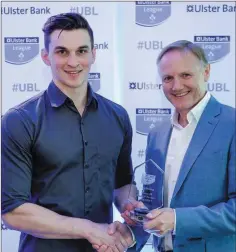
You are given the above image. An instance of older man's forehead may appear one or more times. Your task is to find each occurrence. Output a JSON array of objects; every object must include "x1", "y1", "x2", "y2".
[{"x1": 160, "y1": 50, "x2": 202, "y2": 67}]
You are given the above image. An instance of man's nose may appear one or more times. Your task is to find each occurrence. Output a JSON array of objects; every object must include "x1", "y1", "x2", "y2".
[
  {"x1": 67, "y1": 53, "x2": 80, "y2": 67},
  {"x1": 172, "y1": 78, "x2": 183, "y2": 91}
]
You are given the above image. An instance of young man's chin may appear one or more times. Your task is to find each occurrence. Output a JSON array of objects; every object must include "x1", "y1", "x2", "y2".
[{"x1": 62, "y1": 79, "x2": 86, "y2": 88}]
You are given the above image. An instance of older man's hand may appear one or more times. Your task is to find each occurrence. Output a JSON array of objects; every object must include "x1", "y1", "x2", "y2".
[{"x1": 143, "y1": 208, "x2": 175, "y2": 236}]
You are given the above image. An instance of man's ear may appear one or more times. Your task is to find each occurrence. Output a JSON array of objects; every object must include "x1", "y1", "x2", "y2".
[
  {"x1": 41, "y1": 48, "x2": 51, "y2": 66},
  {"x1": 204, "y1": 64, "x2": 210, "y2": 82},
  {"x1": 91, "y1": 47, "x2": 96, "y2": 64}
]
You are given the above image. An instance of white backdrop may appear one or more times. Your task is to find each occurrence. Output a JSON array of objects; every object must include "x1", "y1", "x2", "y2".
[{"x1": 1, "y1": 1, "x2": 235, "y2": 251}]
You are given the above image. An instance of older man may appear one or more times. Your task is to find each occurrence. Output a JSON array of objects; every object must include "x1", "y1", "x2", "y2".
[{"x1": 124, "y1": 40, "x2": 235, "y2": 252}]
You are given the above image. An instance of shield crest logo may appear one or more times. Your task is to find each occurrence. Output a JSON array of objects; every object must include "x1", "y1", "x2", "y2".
[
  {"x1": 88, "y1": 73, "x2": 101, "y2": 92},
  {"x1": 142, "y1": 174, "x2": 156, "y2": 185},
  {"x1": 136, "y1": 108, "x2": 171, "y2": 135},
  {"x1": 4, "y1": 37, "x2": 39, "y2": 65},
  {"x1": 194, "y1": 36, "x2": 230, "y2": 63},
  {"x1": 135, "y1": 1, "x2": 171, "y2": 27}
]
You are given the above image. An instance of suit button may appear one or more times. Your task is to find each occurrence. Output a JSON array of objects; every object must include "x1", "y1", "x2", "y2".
[
  {"x1": 84, "y1": 141, "x2": 88, "y2": 146},
  {"x1": 84, "y1": 163, "x2": 89, "y2": 168},
  {"x1": 85, "y1": 187, "x2": 90, "y2": 193},
  {"x1": 85, "y1": 210, "x2": 90, "y2": 216}
]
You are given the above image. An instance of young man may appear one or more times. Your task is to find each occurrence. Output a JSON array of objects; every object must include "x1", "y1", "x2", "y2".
[
  {"x1": 124, "y1": 40, "x2": 235, "y2": 252},
  {"x1": 2, "y1": 13, "x2": 135, "y2": 252}
]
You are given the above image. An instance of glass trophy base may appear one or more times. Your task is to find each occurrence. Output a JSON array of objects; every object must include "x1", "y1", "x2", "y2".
[{"x1": 130, "y1": 207, "x2": 150, "y2": 225}]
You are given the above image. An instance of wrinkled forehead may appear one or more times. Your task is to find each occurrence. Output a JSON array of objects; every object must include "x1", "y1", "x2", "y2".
[
  {"x1": 49, "y1": 29, "x2": 91, "y2": 50},
  {"x1": 158, "y1": 49, "x2": 202, "y2": 74}
]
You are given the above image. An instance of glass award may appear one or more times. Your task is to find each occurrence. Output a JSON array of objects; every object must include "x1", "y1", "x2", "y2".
[{"x1": 128, "y1": 159, "x2": 165, "y2": 236}]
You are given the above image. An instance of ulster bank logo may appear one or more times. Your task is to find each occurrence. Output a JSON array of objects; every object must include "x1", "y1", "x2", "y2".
[
  {"x1": 88, "y1": 73, "x2": 100, "y2": 92},
  {"x1": 135, "y1": 1, "x2": 171, "y2": 27},
  {"x1": 4, "y1": 37, "x2": 39, "y2": 65},
  {"x1": 129, "y1": 82, "x2": 162, "y2": 90},
  {"x1": 136, "y1": 108, "x2": 171, "y2": 135},
  {"x1": 194, "y1": 36, "x2": 230, "y2": 63}
]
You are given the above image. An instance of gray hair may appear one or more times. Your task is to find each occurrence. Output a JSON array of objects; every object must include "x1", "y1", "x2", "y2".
[{"x1": 157, "y1": 40, "x2": 208, "y2": 67}]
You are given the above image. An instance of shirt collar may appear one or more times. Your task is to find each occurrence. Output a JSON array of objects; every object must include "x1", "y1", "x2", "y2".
[
  {"x1": 171, "y1": 92, "x2": 211, "y2": 127},
  {"x1": 47, "y1": 81, "x2": 98, "y2": 109},
  {"x1": 87, "y1": 83, "x2": 98, "y2": 108}
]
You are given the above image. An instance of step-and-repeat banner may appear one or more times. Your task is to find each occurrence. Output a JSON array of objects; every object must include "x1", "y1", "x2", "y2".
[{"x1": 1, "y1": 1, "x2": 235, "y2": 251}]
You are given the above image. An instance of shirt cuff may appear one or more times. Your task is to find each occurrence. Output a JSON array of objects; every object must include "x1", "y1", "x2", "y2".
[
  {"x1": 173, "y1": 209, "x2": 176, "y2": 235},
  {"x1": 126, "y1": 224, "x2": 137, "y2": 248}
]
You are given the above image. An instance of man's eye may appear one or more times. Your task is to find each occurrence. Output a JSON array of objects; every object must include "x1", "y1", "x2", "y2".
[
  {"x1": 163, "y1": 76, "x2": 172, "y2": 82},
  {"x1": 182, "y1": 73, "x2": 191, "y2": 78},
  {"x1": 57, "y1": 50, "x2": 67, "y2": 55},
  {"x1": 78, "y1": 49, "x2": 88, "y2": 54}
]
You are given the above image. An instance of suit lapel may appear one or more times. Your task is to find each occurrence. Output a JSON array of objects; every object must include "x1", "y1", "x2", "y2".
[
  {"x1": 158, "y1": 122, "x2": 172, "y2": 171},
  {"x1": 171, "y1": 97, "x2": 221, "y2": 200}
]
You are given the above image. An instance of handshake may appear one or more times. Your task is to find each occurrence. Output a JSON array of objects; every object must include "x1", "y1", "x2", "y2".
[
  {"x1": 89, "y1": 200, "x2": 175, "y2": 251},
  {"x1": 89, "y1": 221, "x2": 134, "y2": 252},
  {"x1": 88, "y1": 200, "x2": 144, "y2": 252}
]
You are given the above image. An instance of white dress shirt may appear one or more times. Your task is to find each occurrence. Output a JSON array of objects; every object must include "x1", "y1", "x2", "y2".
[{"x1": 163, "y1": 92, "x2": 211, "y2": 251}]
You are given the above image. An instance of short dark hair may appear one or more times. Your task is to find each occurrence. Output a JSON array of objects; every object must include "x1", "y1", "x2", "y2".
[
  {"x1": 42, "y1": 12, "x2": 94, "y2": 51},
  {"x1": 157, "y1": 40, "x2": 208, "y2": 67}
]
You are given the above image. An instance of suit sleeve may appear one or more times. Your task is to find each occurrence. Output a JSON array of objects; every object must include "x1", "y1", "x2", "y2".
[
  {"x1": 127, "y1": 225, "x2": 150, "y2": 252},
  {"x1": 175, "y1": 133, "x2": 236, "y2": 238}
]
